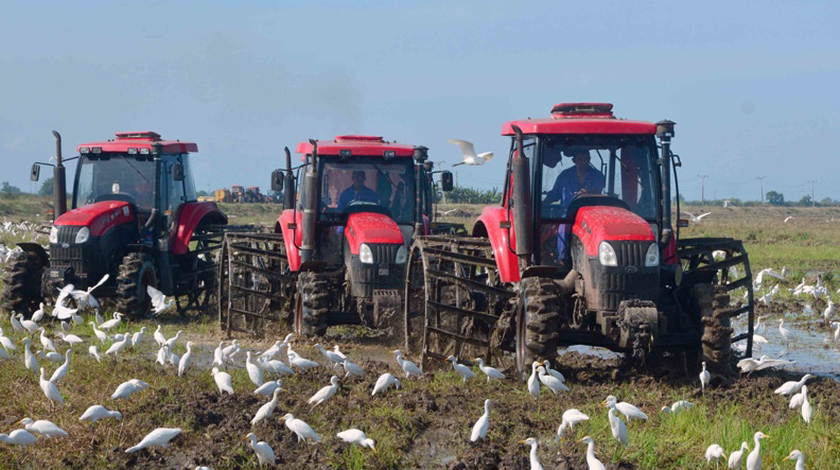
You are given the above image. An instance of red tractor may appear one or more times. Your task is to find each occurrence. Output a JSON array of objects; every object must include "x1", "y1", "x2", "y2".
[
  {"x1": 1, "y1": 131, "x2": 234, "y2": 317},
  {"x1": 405, "y1": 103, "x2": 755, "y2": 377},
  {"x1": 218, "y1": 135, "x2": 454, "y2": 337}
]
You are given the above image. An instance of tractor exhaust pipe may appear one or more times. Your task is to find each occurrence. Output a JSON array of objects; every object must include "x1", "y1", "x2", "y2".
[
  {"x1": 52, "y1": 130, "x2": 68, "y2": 221},
  {"x1": 413, "y1": 146, "x2": 428, "y2": 235},
  {"x1": 511, "y1": 125, "x2": 533, "y2": 270},
  {"x1": 300, "y1": 139, "x2": 319, "y2": 263},
  {"x1": 283, "y1": 147, "x2": 295, "y2": 209}
]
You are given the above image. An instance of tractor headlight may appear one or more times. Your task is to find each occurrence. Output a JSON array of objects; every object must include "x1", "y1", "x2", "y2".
[
  {"x1": 598, "y1": 241, "x2": 617, "y2": 267},
  {"x1": 644, "y1": 243, "x2": 660, "y2": 267},
  {"x1": 75, "y1": 227, "x2": 90, "y2": 244},
  {"x1": 359, "y1": 244, "x2": 374, "y2": 264},
  {"x1": 395, "y1": 245, "x2": 407, "y2": 264},
  {"x1": 49, "y1": 226, "x2": 59, "y2": 244}
]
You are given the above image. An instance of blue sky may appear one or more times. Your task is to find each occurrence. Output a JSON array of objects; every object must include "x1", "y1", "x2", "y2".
[{"x1": 2, "y1": 0, "x2": 838, "y2": 202}]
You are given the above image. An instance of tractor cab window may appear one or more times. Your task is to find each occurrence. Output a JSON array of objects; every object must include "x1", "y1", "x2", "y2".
[
  {"x1": 318, "y1": 159, "x2": 415, "y2": 224},
  {"x1": 161, "y1": 154, "x2": 197, "y2": 214},
  {"x1": 74, "y1": 154, "x2": 155, "y2": 211}
]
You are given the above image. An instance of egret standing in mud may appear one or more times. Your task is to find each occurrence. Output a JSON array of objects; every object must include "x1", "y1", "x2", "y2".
[
  {"x1": 578, "y1": 436, "x2": 606, "y2": 470},
  {"x1": 372, "y1": 373, "x2": 400, "y2": 396},
  {"x1": 699, "y1": 361, "x2": 710, "y2": 395},
  {"x1": 470, "y1": 399, "x2": 491, "y2": 442},
  {"x1": 446, "y1": 355, "x2": 477, "y2": 383},
  {"x1": 557, "y1": 409, "x2": 590, "y2": 439},
  {"x1": 473, "y1": 357, "x2": 505, "y2": 382},
  {"x1": 518, "y1": 437, "x2": 543, "y2": 470},
  {"x1": 337, "y1": 429, "x2": 377, "y2": 453},
  {"x1": 242, "y1": 432, "x2": 275, "y2": 467},
  {"x1": 281, "y1": 413, "x2": 321, "y2": 444},
  {"x1": 393, "y1": 350, "x2": 424, "y2": 378}
]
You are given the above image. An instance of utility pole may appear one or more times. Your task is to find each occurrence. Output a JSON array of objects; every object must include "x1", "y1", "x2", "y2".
[
  {"x1": 756, "y1": 176, "x2": 766, "y2": 204},
  {"x1": 808, "y1": 180, "x2": 817, "y2": 206},
  {"x1": 698, "y1": 174, "x2": 709, "y2": 205}
]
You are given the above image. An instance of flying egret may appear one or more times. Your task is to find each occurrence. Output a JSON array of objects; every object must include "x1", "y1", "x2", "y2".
[
  {"x1": 98, "y1": 312, "x2": 123, "y2": 331},
  {"x1": 79, "y1": 405, "x2": 122, "y2": 423},
  {"x1": 337, "y1": 429, "x2": 376, "y2": 453},
  {"x1": 800, "y1": 385, "x2": 812, "y2": 424},
  {"x1": 287, "y1": 351, "x2": 319, "y2": 371},
  {"x1": 111, "y1": 379, "x2": 149, "y2": 399},
  {"x1": 88, "y1": 345, "x2": 101, "y2": 363},
  {"x1": 20, "y1": 338, "x2": 38, "y2": 375},
  {"x1": 89, "y1": 322, "x2": 107, "y2": 344},
  {"x1": 39, "y1": 367, "x2": 64, "y2": 410},
  {"x1": 527, "y1": 361, "x2": 541, "y2": 401},
  {"x1": 557, "y1": 409, "x2": 590, "y2": 439},
  {"x1": 254, "y1": 380, "x2": 282, "y2": 396},
  {"x1": 213, "y1": 367, "x2": 234, "y2": 395},
  {"x1": 251, "y1": 388, "x2": 283, "y2": 426},
  {"x1": 17, "y1": 418, "x2": 68, "y2": 438},
  {"x1": 578, "y1": 436, "x2": 606, "y2": 470},
  {"x1": 0, "y1": 429, "x2": 37, "y2": 446},
  {"x1": 242, "y1": 432, "x2": 275, "y2": 467},
  {"x1": 699, "y1": 361, "x2": 710, "y2": 395},
  {"x1": 446, "y1": 355, "x2": 477, "y2": 383},
  {"x1": 470, "y1": 399, "x2": 491, "y2": 442},
  {"x1": 178, "y1": 342, "x2": 194, "y2": 376},
  {"x1": 746, "y1": 432, "x2": 768, "y2": 470},
  {"x1": 537, "y1": 366, "x2": 569, "y2": 394},
  {"x1": 705, "y1": 444, "x2": 727, "y2": 464},
  {"x1": 448, "y1": 139, "x2": 493, "y2": 166},
  {"x1": 245, "y1": 351, "x2": 264, "y2": 386},
  {"x1": 147, "y1": 285, "x2": 175, "y2": 315},
  {"x1": 775, "y1": 374, "x2": 814, "y2": 396},
  {"x1": 783, "y1": 450, "x2": 805, "y2": 470},
  {"x1": 154, "y1": 325, "x2": 166, "y2": 346},
  {"x1": 541, "y1": 359, "x2": 565, "y2": 382},
  {"x1": 70, "y1": 274, "x2": 109, "y2": 310},
  {"x1": 473, "y1": 358, "x2": 506, "y2": 382},
  {"x1": 307, "y1": 376, "x2": 339, "y2": 410},
  {"x1": 604, "y1": 402, "x2": 628, "y2": 448},
  {"x1": 517, "y1": 437, "x2": 543, "y2": 470},
  {"x1": 737, "y1": 355, "x2": 795, "y2": 374},
  {"x1": 57, "y1": 332, "x2": 83, "y2": 346},
  {"x1": 315, "y1": 343, "x2": 344, "y2": 367},
  {"x1": 125, "y1": 428, "x2": 182, "y2": 453},
  {"x1": 341, "y1": 359, "x2": 365, "y2": 379},
  {"x1": 372, "y1": 373, "x2": 400, "y2": 396},
  {"x1": 49, "y1": 350, "x2": 71, "y2": 383},
  {"x1": 393, "y1": 350, "x2": 424, "y2": 378},
  {"x1": 728, "y1": 442, "x2": 749, "y2": 469},
  {"x1": 281, "y1": 413, "x2": 322, "y2": 443}
]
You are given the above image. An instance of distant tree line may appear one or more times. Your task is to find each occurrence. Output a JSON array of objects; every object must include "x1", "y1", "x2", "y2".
[
  {"x1": 678, "y1": 191, "x2": 839, "y2": 207},
  {"x1": 441, "y1": 186, "x2": 502, "y2": 204}
]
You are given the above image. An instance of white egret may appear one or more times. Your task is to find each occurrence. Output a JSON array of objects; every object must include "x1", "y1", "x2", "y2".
[
  {"x1": 392, "y1": 350, "x2": 424, "y2": 378},
  {"x1": 578, "y1": 436, "x2": 606, "y2": 470},
  {"x1": 213, "y1": 341, "x2": 225, "y2": 367},
  {"x1": 0, "y1": 429, "x2": 37, "y2": 446},
  {"x1": 156, "y1": 344, "x2": 170, "y2": 365},
  {"x1": 98, "y1": 312, "x2": 123, "y2": 330},
  {"x1": 251, "y1": 388, "x2": 283, "y2": 426},
  {"x1": 537, "y1": 366, "x2": 569, "y2": 394},
  {"x1": 221, "y1": 339, "x2": 240, "y2": 363},
  {"x1": 178, "y1": 341, "x2": 194, "y2": 377},
  {"x1": 19, "y1": 314, "x2": 39, "y2": 334},
  {"x1": 800, "y1": 385, "x2": 812, "y2": 424},
  {"x1": 17, "y1": 418, "x2": 68, "y2": 438},
  {"x1": 260, "y1": 340, "x2": 285, "y2": 359},
  {"x1": 705, "y1": 444, "x2": 727, "y2": 463},
  {"x1": 737, "y1": 355, "x2": 795, "y2": 374},
  {"x1": 39, "y1": 328, "x2": 56, "y2": 352},
  {"x1": 131, "y1": 327, "x2": 147, "y2": 346},
  {"x1": 147, "y1": 284, "x2": 174, "y2": 314},
  {"x1": 372, "y1": 373, "x2": 400, "y2": 396},
  {"x1": 70, "y1": 274, "x2": 109, "y2": 310},
  {"x1": 258, "y1": 355, "x2": 294, "y2": 376},
  {"x1": 42, "y1": 350, "x2": 62, "y2": 362},
  {"x1": 541, "y1": 359, "x2": 565, "y2": 382},
  {"x1": 604, "y1": 402, "x2": 628, "y2": 448},
  {"x1": 287, "y1": 351, "x2": 319, "y2": 371},
  {"x1": 830, "y1": 321, "x2": 840, "y2": 342},
  {"x1": 31, "y1": 303, "x2": 46, "y2": 323},
  {"x1": 163, "y1": 330, "x2": 183, "y2": 349},
  {"x1": 473, "y1": 357, "x2": 506, "y2": 382},
  {"x1": 337, "y1": 429, "x2": 376, "y2": 452},
  {"x1": 9, "y1": 312, "x2": 24, "y2": 333},
  {"x1": 332, "y1": 345, "x2": 347, "y2": 360},
  {"x1": 470, "y1": 399, "x2": 491, "y2": 442},
  {"x1": 446, "y1": 355, "x2": 477, "y2": 383},
  {"x1": 57, "y1": 332, "x2": 83, "y2": 346},
  {"x1": 789, "y1": 390, "x2": 804, "y2": 410},
  {"x1": 79, "y1": 405, "x2": 122, "y2": 423},
  {"x1": 111, "y1": 378, "x2": 149, "y2": 399},
  {"x1": 89, "y1": 322, "x2": 107, "y2": 344},
  {"x1": 246, "y1": 351, "x2": 264, "y2": 386},
  {"x1": 528, "y1": 361, "x2": 541, "y2": 400},
  {"x1": 746, "y1": 432, "x2": 768, "y2": 470},
  {"x1": 682, "y1": 211, "x2": 712, "y2": 223},
  {"x1": 824, "y1": 301, "x2": 835, "y2": 324},
  {"x1": 125, "y1": 427, "x2": 181, "y2": 453},
  {"x1": 0, "y1": 328, "x2": 17, "y2": 351},
  {"x1": 20, "y1": 338, "x2": 38, "y2": 375},
  {"x1": 105, "y1": 335, "x2": 128, "y2": 357},
  {"x1": 448, "y1": 139, "x2": 493, "y2": 166},
  {"x1": 154, "y1": 325, "x2": 166, "y2": 346},
  {"x1": 254, "y1": 380, "x2": 282, "y2": 396},
  {"x1": 88, "y1": 345, "x2": 102, "y2": 363},
  {"x1": 341, "y1": 359, "x2": 365, "y2": 379},
  {"x1": 699, "y1": 361, "x2": 710, "y2": 395},
  {"x1": 315, "y1": 343, "x2": 343, "y2": 367},
  {"x1": 212, "y1": 367, "x2": 234, "y2": 395},
  {"x1": 783, "y1": 450, "x2": 805, "y2": 470},
  {"x1": 307, "y1": 376, "x2": 339, "y2": 410},
  {"x1": 779, "y1": 319, "x2": 791, "y2": 348},
  {"x1": 281, "y1": 413, "x2": 321, "y2": 443},
  {"x1": 94, "y1": 308, "x2": 104, "y2": 325},
  {"x1": 242, "y1": 432, "x2": 275, "y2": 467},
  {"x1": 49, "y1": 350, "x2": 71, "y2": 383},
  {"x1": 661, "y1": 400, "x2": 694, "y2": 414},
  {"x1": 557, "y1": 409, "x2": 590, "y2": 439},
  {"x1": 775, "y1": 374, "x2": 814, "y2": 396},
  {"x1": 728, "y1": 442, "x2": 749, "y2": 469},
  {"x1": 39, "y1": 367, "x2": 64, "y2": 409},
  {"x1": 517, "y1": 437, "x2": 543, "y2": 470}
]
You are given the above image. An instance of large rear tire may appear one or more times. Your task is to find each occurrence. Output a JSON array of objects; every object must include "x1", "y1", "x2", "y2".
[
  {"x1": 1, "y1": 251, "x2": 44, "y2": 316},
  {"x1": 116, "y1": 252, "x2": 157, "y2": 318},
  {"x1": 515, "y1": 277, "x2": 563, "y2": 379},
  {"x1": 294, "y1": 272, "x2": 329, "y2": 336}
]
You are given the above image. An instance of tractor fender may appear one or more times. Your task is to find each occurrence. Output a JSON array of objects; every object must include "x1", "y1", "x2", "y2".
[
  {"x1": 16, "y1": 242, "x2": 49, "y2": 266},
  {"x1": 571, "y1": 206, "x2": 655, "y2": 257},
  {"x1": 473, "y1": 206, "x2": 520, "y2": 283},
  {"x1": 344, "y1": 212, "x2": 404, "y2": 255},
  {"x1": 171, "y1": 202, "x2": 228, "y2": 255},
  {"x1": 277, "y1": 209, "x2": 303, "y2": 271},
  {"x1": 54, "y1": 200, "x2": 135, "y2": 237}
]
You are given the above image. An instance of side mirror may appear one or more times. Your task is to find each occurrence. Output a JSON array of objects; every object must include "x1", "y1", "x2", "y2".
[
  {"x1": 271, "y1": 170, "x2": 284, "y2": 192},
  {"x1": 173, "y1": 163, "x2": 185, "y2": 181},
  {"x1": 30, "y1": 163, "x2": 41, "y2": 182},
  {"x1": 440, "y1": 171, "x2": 454, "y2": 192}
]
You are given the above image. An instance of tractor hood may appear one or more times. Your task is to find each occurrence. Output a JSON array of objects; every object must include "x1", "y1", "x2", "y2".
[
  {"x1": 344, "y1": 212, "x2": 404, "y2": 254},
  {"x1": 54, "y1": 201, "x2": 135, "y2": 237},
  {"x1": 572, "y1": 206, "x2": 655, "y2": 256}
]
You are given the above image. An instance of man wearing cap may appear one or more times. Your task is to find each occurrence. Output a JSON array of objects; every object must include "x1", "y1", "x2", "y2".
[
  {"x1": 338, "y1": 170, "x2": 380, "y2": 211},
  {"x1": 542, "y1": 148, "x2": 605, "y2": 213}
]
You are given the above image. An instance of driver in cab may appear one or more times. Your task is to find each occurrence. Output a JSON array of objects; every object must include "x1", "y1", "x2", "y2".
[
  {"x1": 337, "y1": 170, "x2": 380, "y2": 211},
  {"x1": 542, "y1": 148, "x2": 605, "y2": 212}
]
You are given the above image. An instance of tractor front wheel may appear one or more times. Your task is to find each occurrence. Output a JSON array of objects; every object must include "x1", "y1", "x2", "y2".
[
  {"x1": 116, "y1": 252, "x2": 157, "y2": 318},
  {"x1": 1, "y1": 251, "x2": 45, "y2": 316},
  {"x1": 294, "y1": 272, "x2": 329, "y2": 336},
  {"x1": 515, "y1": 277, "x2": 564, "y2": 379}
]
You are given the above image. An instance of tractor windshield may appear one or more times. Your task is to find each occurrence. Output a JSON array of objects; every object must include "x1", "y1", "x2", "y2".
[
  {"x1": 74, "y1": 154, "x2": 156, "y2": 210},
  {"x1": 318, "y1": 159, "x2": 415, "y2": 224}
]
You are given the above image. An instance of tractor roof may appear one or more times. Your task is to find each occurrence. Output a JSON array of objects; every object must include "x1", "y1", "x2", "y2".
[
  {"x1": 77, "y1": 131, "x2": 198, "y2": 154},
  {"x1": 295, "y1": 135, "x2": 415, "y2": 158},
  {"x1": 501, "y1": 103, "x2": 656, "y2": 136}
]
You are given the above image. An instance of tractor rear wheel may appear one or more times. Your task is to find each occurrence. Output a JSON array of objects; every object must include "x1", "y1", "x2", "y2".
[
  {"x1": 116, "y1": 252, "x2": 157, "y2": 318},
  {"x1": 294, "y1": 272, "x2": 329, "y2": 336},
  {"x1": 515, "y1": 277, "x2": 563, "y2": 378},
  {"x1": 1, "y1": 251, "x2": 44, "y2": 316}
]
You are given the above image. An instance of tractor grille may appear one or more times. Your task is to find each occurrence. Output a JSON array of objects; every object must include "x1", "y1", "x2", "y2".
[
  {"x1": 613, "y1": 241, "x2": 650, "y2": 266},
  {"x1": 371, "y1": 244, "x2": 400, "y2": 264},
  {"x1": 56, "y1": 226, "x2": 80, "y2": 244},
  {"x1": 350, "y1": 244, "x2": 405, "y2": 298},
  {"x1": 596, "y1": 270, "x2": 658, "y2": 311}
]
